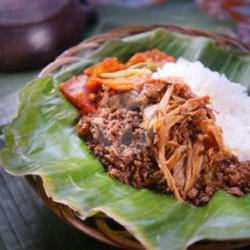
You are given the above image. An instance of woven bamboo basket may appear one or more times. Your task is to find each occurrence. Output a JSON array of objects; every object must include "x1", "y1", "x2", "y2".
[{"x1": 26, "y1": 25, "x2": 250, "y2": 250}]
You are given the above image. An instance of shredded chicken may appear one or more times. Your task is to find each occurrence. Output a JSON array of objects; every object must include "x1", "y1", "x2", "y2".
[{"x1": 144, "y1": 79, "x2": 236, "y2": 203}]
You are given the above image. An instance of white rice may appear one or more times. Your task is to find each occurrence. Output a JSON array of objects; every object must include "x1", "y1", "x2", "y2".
[{"x1": 153, "y1": 58, "x2": 250, "y2": 161}]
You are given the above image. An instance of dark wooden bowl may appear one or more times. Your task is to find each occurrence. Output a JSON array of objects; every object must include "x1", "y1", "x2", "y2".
[{"x1": 0, "y1": 0, "x2": 96, "y2": 71}]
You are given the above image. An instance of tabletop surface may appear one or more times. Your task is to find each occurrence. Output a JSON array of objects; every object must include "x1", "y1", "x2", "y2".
[{"x1": 0, "y1": 1, "x2": 239, "y2": 249}]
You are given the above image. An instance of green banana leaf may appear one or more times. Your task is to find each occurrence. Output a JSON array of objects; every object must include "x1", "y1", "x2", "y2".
[{"x1": 1, "y1": 28, "x2": 250, "y2": 250}]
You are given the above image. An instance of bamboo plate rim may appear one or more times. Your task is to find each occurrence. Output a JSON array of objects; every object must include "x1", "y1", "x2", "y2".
[{"x1": 27, "y1": 24, "x2": 250, "y2": 250}]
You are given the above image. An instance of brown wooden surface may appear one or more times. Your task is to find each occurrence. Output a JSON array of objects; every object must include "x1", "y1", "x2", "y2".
[{"x1": 0, "y1": 0, "x2": 96, "y2": 70}]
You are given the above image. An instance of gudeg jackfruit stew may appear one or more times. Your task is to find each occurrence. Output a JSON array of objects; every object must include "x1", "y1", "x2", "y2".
[{"x1": 59, "y1": 49, "x2": 250, "y2": 205}]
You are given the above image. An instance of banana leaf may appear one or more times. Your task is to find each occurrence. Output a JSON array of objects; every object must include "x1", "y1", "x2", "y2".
[{"x1": 1, "y1": 28, "x2": 250, "y2": 250}]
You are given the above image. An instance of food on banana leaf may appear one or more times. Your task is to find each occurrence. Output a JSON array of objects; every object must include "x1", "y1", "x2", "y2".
[{"x1": 59, "y1": 49, "x2": 250, "y2": 205}]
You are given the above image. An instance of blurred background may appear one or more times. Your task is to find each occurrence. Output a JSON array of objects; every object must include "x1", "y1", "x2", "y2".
[{"x1": 0, "y1": 0, "x2": 249, "y2": 249}]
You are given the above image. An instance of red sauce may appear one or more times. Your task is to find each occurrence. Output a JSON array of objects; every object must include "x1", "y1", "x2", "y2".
[{"x1": 59, "y1": 75, "x2": 96, "y2": 113}]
